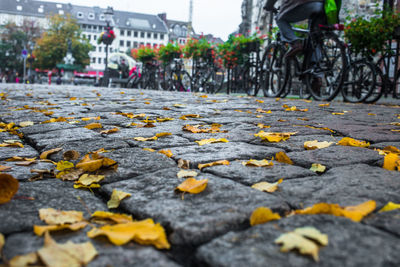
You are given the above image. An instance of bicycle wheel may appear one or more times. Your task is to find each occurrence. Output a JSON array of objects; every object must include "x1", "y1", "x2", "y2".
[
  {"x1": 363, "y1": 66, "x2": 385, "y2": 103},
  {"x1": 260, "y1": 43, "x2": 287, "y2": 97},
  {"x1": 204, "y1": 68, "x2": 225, "y2": 94},
  {"x1": 243, "y1": 65, "x2": 259, "y2": 96},
  {"x1": 126, "y1": 72, "x2": 140, "y2": 88},
  {"x1": 395, "y1": 69, "x2": 400, "y2": 99},
  {"x1": 341, "y1": 59, "x2": 376, "y2": 103},
  {"x1": 306, "y1": 32, "x2": 347, "y2": 101}
]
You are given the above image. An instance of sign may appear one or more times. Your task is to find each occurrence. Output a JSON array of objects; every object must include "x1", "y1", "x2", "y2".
[{"x1": 21, "y1": 49, "x2": 28, "y2": 59}]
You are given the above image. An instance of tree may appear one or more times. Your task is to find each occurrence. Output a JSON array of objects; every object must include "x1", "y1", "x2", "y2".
[
  {"x1": 0, "y1": 20, "x2": 42, "y2": 74},
  {"x1": 34, "y1": 14, "x2": 93, "y2": 70}
]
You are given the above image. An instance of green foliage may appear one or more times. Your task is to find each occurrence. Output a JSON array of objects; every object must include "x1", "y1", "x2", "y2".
[
  {"x1": 344, "y1": 8, "x2": 400, "y2": 56},
  {"x1": 158, "y1": 42, "x2": 182, "y2": 64},
  {"x1": 34, "y1": 14, "x2": 92, "y2": 69},
  {"x1": 183, "y1": 37, "x2": 211, "y2": 59},
  {"x1": 131, "y1": 45, "x2": 157, "y2": 63}
]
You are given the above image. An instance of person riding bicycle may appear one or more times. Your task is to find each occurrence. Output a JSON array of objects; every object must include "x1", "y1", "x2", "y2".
[{"x1": 264, "y1": 0, "x2": 325, "y2": 90}]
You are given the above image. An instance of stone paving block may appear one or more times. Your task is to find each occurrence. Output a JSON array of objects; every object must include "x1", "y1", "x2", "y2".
[
  {"x1": 364, "y1": 209, "x2": 400, "y2": 237},
  {"x1": 0, "y1": 145, "x2": 39, "y2": 161},
  {"x1": 101, "y1": 167, "x2": 290, "y2": 246},
  {"x1": 99, "y1": 147, "x2": 177, "y2": 184},
  {"x1": 126, "y1": 135, "x2": 192, "y2": 150},
  {"x1": 26, "y1": 127, "x2": 102, "y2": 150},
  {"x1": 287, "y1": 145, "x2": 382, "y2": 169},
  {"x1": 203, "y1": 160, "x2": 316, "y2": 185},
  {"x1": 196, "y1": 214, "x2": 400, "y2": 267},
  {"x1": 0, "y1": 179, "x2": 106, "y2": 235},
  {"x1": 370, "y1": 141, "x2": 400, "y2": 150},
  {"x1": 276, "y1": 164, "x2": 400, "y2": 208},
  {"x1": 3, "y1": 230, "x2": 181, "y2": 267},
  {"x1": 169, "y1": 142, "x2": 283, "y2": 168},
  {"x1": 19, "y1": 122, "x2": 76, "y2": 135},
  {"x1": 0, "y1": 160, "x2": 55, "y2": 181},
  {"x1": 0, "y1": 110, "x2": 50, "y2": 124}
]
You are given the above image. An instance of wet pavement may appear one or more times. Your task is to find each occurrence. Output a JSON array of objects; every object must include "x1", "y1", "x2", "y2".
[{"x1": 0, "y1": 83, "x2": 399, "y2": 267}]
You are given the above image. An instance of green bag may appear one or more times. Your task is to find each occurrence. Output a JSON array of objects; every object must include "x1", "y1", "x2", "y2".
[{"x1": 325, "y1": 0, "x2": 342, "y2": 24}]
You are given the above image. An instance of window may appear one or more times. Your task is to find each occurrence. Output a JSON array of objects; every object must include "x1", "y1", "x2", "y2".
[
  {"x1": 99, "y1": 14, "x2": 105, "y2": 21},
  {"x1": 16, "y1": 5, "x2": 22, "y2": 11},
  {"x1": 92, "y1": 57, "x2": 96, "y2": 63},
  {"x1": 57, "y1": 4, "x2": 62, "y2": 8},
  {"x1": 93, "y1": 35, "x2": 97, "y2": 40},
  {"x1": 134, "y1": 41, "x2": 138, "y2": 48},
  {"x1": 98, "y1": 46, "x2": 102, "y2": 52},
  {"x1": 134, "y1": 31, "x2": 138, "y2": 37},
  {"x1": 127, "y1": 30, "x2": 131, "y2": 36},
  {"x1": 153, "y1": 33, "x2": 158, "y2": 39},
  {"x1": 120, "y1": 40, "x2": 124, "y2": 46},
  {"x1": 160, "y1": 34, "x2": 164, "y2": 40},
  {"x1": 38, "y1": 7, "x2": 44, "y2": 13},
  {"x1": 93, "y1": 25, "x2": 97, "y2": 31},
  {"x1": 87, "y1": 25, "x2": 92, "y2": 30},
  {"x1": 120, "y1": 30, "x2": 125, "y2": 36},
  {"x1": 77, "y1": 12, "x2": 84, "y2": 18},
  {"x1": 98, "y1": 58, "x2": 101, "y2": 64},
  {"x1": 87, "y1": 34, "x2": 91, "y2": 41},
  {"x1": 88, "y1": 13, "x2": 95, "y2": 20},
  {"x1": 140, "y1": 32, "x2": 144, "y2": 38},
  {"x1": 126, "y1": 41, "x2": 131, "y2": 47},
  {"x1": 147, "y1": 32, "x2": 151, "y2": 38},
  {"x1": 58, "y1": 10, "x2": 64, "y2": 15},
  {"x1": 104, "y1": 58, "x2": 107, "y2": 64}
]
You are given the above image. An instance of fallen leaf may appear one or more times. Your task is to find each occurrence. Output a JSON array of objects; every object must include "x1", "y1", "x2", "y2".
[
  {"x1": 158, "y1": 149, "x2": 173, "y2": 158},
  {"x1": 73, "y1": 183, "x2": 101, "y2": 189},
  {"x1": 81, "y1": 116, "x2": 100, "y2": 121},
  {"x1": 15, "y1": 160, "x2": 36, "y2": 166},
  {"x1": 294, "y1": 227, "x2": 328, "y2": 246},
  {"x1": 134, "y1": 136, "x2": 158, "y2": 141},
  {"x1": 40, "y1": 147, "x2": 62, "y2": 159},
  {"x1": 91, "y1": 211, "x2": 133, "y2": 224},
  {"x1": 379, "y1": 202, "x2": 400, "y2": 213},
  {"x1": 198, "y1": 160, "x2": 230, "y2": 170},
  {"x1": 295, "y1": 200, "x2": 376, "y2": 222},
  {"x1": 0, "y1": 232, "x2": 4, "y2": 253},
  {"x1": 177, "y1": 170, "x2": 198, "y2": 179},
  {"x1": 304, "y1": 140, "x2": 334, "y2": 150},
  {"x1": 242, "y1": 159, "x2": 273, "y2": 167},
  {"x1": 76, "y1": 153, "x2": 116, "y2": 172},
  {"x1": 382, "y1": 146, "x2": 400, "y2": 154},
  {"x1": 34, "y1": 221, "x2": 88, "y2": 236},
  {"x1": 142, "y1": 148, "x2": 156, "y2": 152},
  {"x1": 9, "y1": 252, "x2": 38, "y2": 267},
  {"x1": 0, "y1": 173, "x2": 19, "y2": 204},
  {"x1": 176, "y1": 178, "x2": 208, "y2": 194},
  {"x1": 56, "y1": 160, "x2": 74, "y2": 171},
  {"x1": 250, "y1": 207, "x2": 281, "y2": 226},
  {"x1": 178, "y1": 159, "x2": 190, "y2": 169},
  {"x1": 310, "y1": 163, "x2": 326, "y2": 173},
  {"x1": 275, "y1": 151, "x2": 293, "y2": 165},
  {"x1": 183, "y1": 124, "x2": 226, "y2": 133},
  {"x1": 87, "y1": 219, "x2": 170, "y2": 249},
  {"x1": 332, "y1": 112, "x2": 345, "y2": 115},
  {"x1": 383, "y1": 153, "x2": 399, "y2": 171},
  {"x1": 257, "y1": 123, "x2": 271, "y2": 128},
  {"x1": 180, "y1": 114, "x2": 200, "y2": 120},
  {"x1": 254, "y1": 131, "x2": 297, "y2": 142},
  {"x1": 63, "y1": 150, "x2": 80, "y2": 161},
  {"x1": 337, "y1": 137, "x2": 370, "y2": 148},
  {"x1": 85, "y1": 123, "x2": 103, "y2": 130},
  {"x1": 39, "y1": 208, "x2": 84, "y2": 225},
  {"x1": 0, "y1": 142, "x2": 24, "y2": 148},
  {"x1": 38, "y1": 232, "x2": 98, "y2": 267},
  {"x1": 283, "y1": 105, "x2": 308, "y2": 112},
  {"x1": 100, "y1": 128, "x2": 119, "y2": 134},
  {"x1": 0, "y1": 165, "x2": 12, "y2": 172},
  {"x1": 251, "y1": 179, "x2": 283, "y2": 193},
  {"x1": 195, "y1": 138, "x2": 229, "y2": 146},
  {"x1": 76, "y1": 174, "x2": 105, "y2": 186},
  {"x1": 107, "y1": 189, "x2": 132, "y2": 209},
  {"x1": 318, "y1": 103, "x2": 330, "y2": 107},
  {"x1": 56, "y1": 168, "x2": 84, "y2": 181},
  {"x1": 256, "y1": 108, "x2": 271, "y2": 114},
  {"x1": 19, "y1": 121, "x2": 34, "y2": 127},
  {"x1": 157, "y1": 117, "x2": 174, "y2": 122},
  {"x1": 368, "y1": 113, "x2": 376, "y2": 116}
]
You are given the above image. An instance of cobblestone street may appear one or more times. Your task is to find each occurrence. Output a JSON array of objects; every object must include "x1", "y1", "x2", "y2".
[{"x1": 0, "y1": 83, "x2": 400, "y2": 267}]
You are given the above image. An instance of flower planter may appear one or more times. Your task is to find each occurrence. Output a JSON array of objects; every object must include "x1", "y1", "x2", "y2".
[{"x1": 243, "y1": 41, "x2": 260, "y2": 53}]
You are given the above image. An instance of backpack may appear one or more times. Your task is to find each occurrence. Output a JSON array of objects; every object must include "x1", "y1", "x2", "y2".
[{"x1": 325, "y1": 0, "x2": 342, "y2": 24}]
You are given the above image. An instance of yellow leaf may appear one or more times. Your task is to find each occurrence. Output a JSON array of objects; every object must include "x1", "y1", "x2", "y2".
[
  {"x1": 33, "y1": 221, "x2": 88, "y2": 236},
  {"x1": 134, "y1": 136, "x2": 158, "y2": 141},
  {"x1": 39, "y1": 208, "x2": 84, "y2": 225},
  {"x1": 242, "y1": 159, "x2": 274, "y2": 167},
  {"x1": 76, "y1": 158, "x2": 103, "y2": 172},
  {"x1": 177, "y1": 170, "x2": 198, "y2": 179},
  {"x1": 0, "y1": 173, "x2": 19, "y2": 204},
  {"x1": 318, "y1": 103, "x2": 330, "y2": 107},
  {"x1": 142, "y1": 148, "x2": 156, "y2": 152},
  {"x1": 87, "y1": 219, "x2": 170, "y2": 249},
  {"x1": 254, "y1": 131, "x2": 297, "y2": 142},
  {"x1": 332, "y1": 112, "x2": 345, "y2": 115},
  {"x1": 100, "y1": 128, "x2": 119, "y2": 134},
  {"x1": 76, "y1": 174, "x2": 105, "y2": 186},
  {"x1": 0, "y1": 165, "x2": 12, "y2": 172},
  {"x1": 73, "y1": 183, "x2": 101, "y2": 189},
  {"x1": 38, "y1": 232, "x2": 98, "y2": 267},
  {"x1": 69, "y1": 97, "x2": 77, "y2": 100},
  {"x1": 107, "y1": 189, "x2": 132, "y2": 209},
  {"x1": 275, "y1": 151, "x2": 293, "y2": 165},
  {"x1": 91, "y1": 211, "x2": 133, "y2": 224},
  {"x1": 379, "y1": 202, "x2": 400, "y2": 213},
  {"x1": 383, "y1": 153, "x2": 399, "y2": 171},
  {"x1": 251, "y1": 179, "x2": 283, "y2": 193},
  {"x1": 310, "y1": 163, "x2": 326, "y2": 173},
  {"x1": 256, "y1": 108, "x2": 271, "y2": 114},
  {"x1": 368, "y1": 113, "x2": 376, "y2": 116},
  {"x1": 250, "y1": 207, "x2": 281, "y2": 226},
  {"x1": 257, "y1": 123, "x2": 271, "y2": 129},
  {"x1": 337, "y1": 137, "x2": 370, "y2": 148},
  {"x1": 157, "y1": 117, "x2": 175, "y2": 122},
  {"x1": 81, "y1": 116, "x2": 100, "y2": 121},
  {"x1": 174, "y1": 103, "x2": 187, "y2": 108},
  {"x1": 195, "y1": 138, "x2": 229, "y2": 146},
  {"x1": 382, "y1": 146, "x2": 400, "y2": 154},
  {"x1": 255, "y1": 99, "x2": 264, "y2": 103},
  {"x1": 176, "y1": 178, "x2": 208, "y2": 194},
  {"x1": 56, "y1": 168, "x2": 84, "y2": 181},
  {"x1": 19, "y1": 121, "x2": 34, "y2": 127},
  {"x1": 180, "y1": 114, "x2": 200, "y2": 120},
  {"x1": 294, "y1": 227, "x2": 328, "y2": 246},
  {"x1": 275, "y1": 232, "x2": 319, "y2": 261},
  {"x1": 0, "y1": 142, "x2": 24, "y2": 148},
  {"x1": 85, "y1": 123, "x2": 103, "y2": 130},
  {"x1": 283, "y1": 105, "x2": 308, "y2": 112},
  {"x1": 0, "y1": 232, "x2": 4, "y2": 253},
  {"x1": 158, "y1": 149, "x2": 173, "y2": 158},
  {"x1": 198, "y1": 160, "x2": 230, "y2": 170},
  {"x1": 9, "y1": 252, "x2": 39, "y2": 267},
  {"x1": 304, "y1": 140, "x2": 334, "y2": 150},
  {"x1": 295, "y1": 200, "x2": 376, "y2": 222},
  {"x1": 56, "y1": 160, "x2": 74, "y2": 171}
]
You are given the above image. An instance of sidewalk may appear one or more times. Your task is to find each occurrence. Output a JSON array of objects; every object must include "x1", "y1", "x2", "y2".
[{"x1": 0, "y1": 84, "x2": 399, "y2": 267}]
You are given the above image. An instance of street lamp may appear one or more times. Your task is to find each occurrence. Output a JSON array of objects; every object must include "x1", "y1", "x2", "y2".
[{"x1": 102, "y1": 6, "x2": 114, "y2": 86}]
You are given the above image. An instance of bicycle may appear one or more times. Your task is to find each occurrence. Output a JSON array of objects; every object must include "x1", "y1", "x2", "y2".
[
  {"x1": 134, "y1": 60, "x2": 161, "y2": 90},
  {"x1": 191, "y1": 52, "x2": 225, "y2": 94},
  {"x1": 168, "y1": 58, "x2": 191, "y2": 91}
]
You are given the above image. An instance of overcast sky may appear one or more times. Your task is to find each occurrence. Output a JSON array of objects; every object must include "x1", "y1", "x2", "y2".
[{"x1": 45, "y1": 0, "x2": 243, "y2": 40}]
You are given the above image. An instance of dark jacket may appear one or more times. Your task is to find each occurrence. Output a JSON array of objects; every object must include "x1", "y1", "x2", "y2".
[{"x1": 264, "y1": 0, "x2": 323, "y2": 20}]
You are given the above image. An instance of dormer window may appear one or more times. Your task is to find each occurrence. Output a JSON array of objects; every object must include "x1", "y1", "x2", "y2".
[
  {"x1": 59, "y1": 10, "x2": 64, "y2": 15},
  {"x1": 77, "y1": 12, "x2": 84, "y2": 18},
  {"x1": 56, "y1": 4, "x2": 62, "y2": 8},
  {"x1": 99, "y1": 14, "x2": 105, "y2": 21},
  {"x1": 38, "y1": 7, "x2": 44, "y2": 13},
  {"x1": 88, "y1": 13, "x2": 95, "y2": 20},
  {"x1": 16, "y1": 5, "x2": 22, "y2": 11}
]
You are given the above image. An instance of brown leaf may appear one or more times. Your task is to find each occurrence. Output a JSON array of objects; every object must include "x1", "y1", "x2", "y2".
[
  {"x1": 63, "y1": 150, "x2": 81, "y2": 161},
  {"x1": 198, "y1": 160, "x2": 230, "y2": 170},
  {"x1": 275, "y1": 151, "x2": 293, "y2": 165},
  {"x1": 40, "y1": 147, "x2": 62, "y2": 159},
  {"x1": 85, "y1": 123, "x2": 103, "y2": 130},
  {"x1": 0, "y1": 173, "x2": 19, "y2": 204},
  {"x1": 0, "y1": 165, "x2": 12, "y2": 172},
  {"x1": 177, "y1": 159, "x2": 190, "y2": 169},
  {"x1": 100, "y1": 128, "x2": 119, "y2": 134}
]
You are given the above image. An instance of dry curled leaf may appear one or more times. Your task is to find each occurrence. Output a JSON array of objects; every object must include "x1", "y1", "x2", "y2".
[
  {"x1": 337, "y1": 137, "x2": 370, "y2": 148},
  {"x1": 177, "y1": 169, "x2": 198, "y2": 179},
  {"x1": 275, "y1": 151, "x2": 293, "y2": 165},
  {"x1": 251, "y1": 179, "x2": 283, "y2": 193},
  {"x1": 176, "y1": 178, "x2": 208, "y2": 194},
  {"x1": 142, "y1": 148, "x2": 156, "y2": 152},
  {"x1": 242, "y1": 159, "x2": 273, "y2": 167},
  {"x1": 85, "y1": 123, "x2": 103, "y2": 130},
  {"x1": 0, "y1": 232, "x2": 4, "y2": 253},
  {"x1": 310, "y1": 163, "x2": 326, "y2": 173},
  {"x1": 158, "y1": 149, "x2": 173, "y2": 158},
  {"x1": 19, "y1": 121, "x2": 34, "y2": 127},
  {"x1": 195, "y1": 138, "x2": 229, "y2": 146},
  {"x1": 100, "y1": 128, "x2": 119, "y2": 134},
  {"x1": 383, "y1": 153, "x2": 400, "y2": 171},
  {"x1": 250, "y1": 207, "x2": 281, "y2": 226},
  {"x1": 379, "y1": 202, "x2": 400, "y2": 213},
  {"x1": 254, "y1": 131, "x2": 297, "y2": 142},
  {"x1": 178, "y1": 159, "x2": 190, "y2": 169},
  {"x1": 91, "y1": 211, "x2": 133, "y2": 224},
  {"x1": 0, "y1": 165, "x2": 12, "y2": 172},
  {"x1": 63, "y1": 150, "x2": 80, "y2": 161},
  {"x1": 9, "y1": 252, "x2": 38, "y2": 267},
  {"x1": 304, "y1": 140, "x2": 334, "y2": 150},
  {"x1": 0, "y1": 142, "x2": 24, "y2": 148},
  {"x1": 40, "y1": 147, "x2": 62, "y2": 159},
  {"x1": 33, "y1": 221, "x2": 88, "y2": 236},
  {"x1": 0, "y1": 173, "x2": 19, "y2": 204},
  {"x1": 87, "y1": 218, "x2": 170, "y2": 249},
  {"x1": 198, "y1": 160, "x2": 230, "y2": 170},
  {"x1": 39, "y1": 208, "x2": 84, "y2": 225},
  {"x1": 75, "y1": 174, "x2": 105, "y2": 186},
  {"x1": 107, "y1": 189, "x2": 131, "y2": 209}
]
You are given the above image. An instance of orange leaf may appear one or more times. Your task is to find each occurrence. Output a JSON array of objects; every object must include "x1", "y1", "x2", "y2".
[
  {"x1": 85, "y1": 123, "x2": 103, "y2": 130},
  {"x1": 275, "y1": 151, "x2": 293, "y2": 165},
  {"x1": 0, "y1": 173, "x2": 19, "y2": 204},
  {"x1": 383, "y1": 153, "x2": 400, "y2": 171},
  {"x1": 198, "y1": 160, "x2": 230, "y2": 170},
  {"x1": 337, "y1": 137, "x2": 370, "y2": 148},
  {"x1": 40, "y1": 147, "x2": 62, "y2": 159},
  {"x1": 254, "y1": 131, "x2": 296, "y2": 142},
  {"x1": 34, "y1": 221, "x2": 88, "y2": 236},
  {"x1": 195, "y1": 138, "x2": 229, "y2": 146},
  {"x1": 0, "y1": 165, "x2": 12, "y2": 172},
  {"x1": 250, "y1": 207, "x2": 281, "y2": 226},
  {"x1": 158, "y1": 150, "x2": 173, "y2": 158},
  {"x1": 176, "y1": 178, "x2": 208, "y2": 194},
  {"x1": 100, "y1": 128, "x2": 119, "y2": 134}
]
